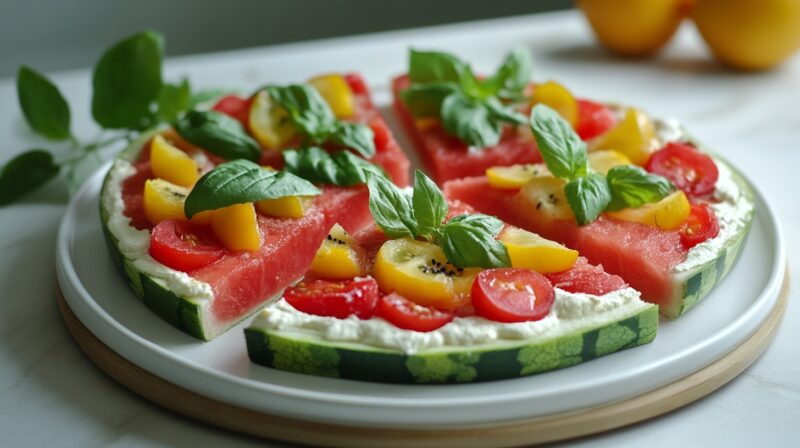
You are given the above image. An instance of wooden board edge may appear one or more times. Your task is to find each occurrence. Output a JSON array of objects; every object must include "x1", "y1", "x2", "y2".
[{"x1": 56, "y1": 267, "x2": 790, "y2": 448}]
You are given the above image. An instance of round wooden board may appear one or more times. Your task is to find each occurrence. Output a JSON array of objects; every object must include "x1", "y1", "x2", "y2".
[{"x1": 56, "y1": 269, "x2": 790, "y2": 448}]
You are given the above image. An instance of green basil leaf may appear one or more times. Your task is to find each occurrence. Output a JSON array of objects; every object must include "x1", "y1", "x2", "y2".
[
  {"x1": 485, "y1": 97, "x2": 527, "y2": 125},
  {"x1": 366, "y1": 171, "x2": 417, "y2": 239},
  {"x1": 565, "y1": 173, "x2": 611, "y2": 225},
  {"x1": 283, "y1": 147, "x2": 385, "y2": 186},
  {"x1": 447, "y1": 214, "x2": 504, "y2": 236},
  {"x1": 412, "y1": 169, "x2": 448, "y2": 230},
  {"x1": 483, "y1": 47, "x2": 533, "y2": 99},
  {"x1": 605, "y1": 165, "x2": 674, "y2": 211},
  {"x1": 400, "y1": 82, "x2": 459, "y2": 117},
  {"x1": 91, "y1": 30, "x2": 163, "y2": 129},
  {"x1": 16, "y1": 66, "x2": 71, "y2": 140},
  {"x1": 184, "y1": 159, "x2": 320, "y2": 218},
  {"x1": 156, "y1": 78, "x2": 191, "y2": 122},
  {"x1": 0, "y1": 150, "x2": 59, "y2": 205},
  {"x1": 530, "y1": 104, "x2": 588, "y2": 180},
  {"x1": 439, "y1": 221, "x2": 510, "y2": 268},
  {"x1": 329, "y1": 121, "x2": 375, "y2": 159},
  {"x1": 441, "y1": 92, "x2": 502, "y2": 148},
  {"x1": 264, "y1": 85, "x2": 336, "y2": 136},
  {"x1": 174, "y1": 110, "x2": 261, "y2": 161},
  {"x1": 409, "y1": 49, "x2": 472, "y2": 84}
]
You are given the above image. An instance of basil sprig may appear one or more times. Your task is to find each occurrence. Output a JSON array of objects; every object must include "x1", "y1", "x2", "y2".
[
  {"x1": 263, "y1": 85, "x2": 375, "y2": 158},
  {"x1": 366, "y1": 170, "x2": 510, "y2": 268},
  {"x1": 5, "y1": 30, "x2": 195, "y2": 205},
  {"x1": 174, "y1": 110, "x2": 261, "y2": 161},
  {"x1": 184, "y1": 159, "x2": 320, "y2": 218},
  {"x1": 283, "y1": 147, "x2": 386, "y2": 187},
  {"x1": 529, "y1": 104, "x2": 674, "y2": 225},
  {"x1": 400, "y1": 48, "x2": 531, "y2": 148}
]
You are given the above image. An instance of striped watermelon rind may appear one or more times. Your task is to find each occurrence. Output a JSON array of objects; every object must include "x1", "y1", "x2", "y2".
[
  {"x1": 244, "y1": 303, "x2": 658, "y2": 384},
  {"x1": 662, "y1": 157, "x2": 755, "y2": 319}
]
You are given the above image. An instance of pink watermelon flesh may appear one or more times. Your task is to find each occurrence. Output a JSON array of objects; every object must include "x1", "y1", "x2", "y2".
[
  {"x1": 122, "y1": 160, "x2": 373, "y2": 324},
  {"x1": 444, "y1": 176, "x2": 687, "y2": 308},
  {"x1": 392, "y1": 75, "x2": 542, "y2": 184}
]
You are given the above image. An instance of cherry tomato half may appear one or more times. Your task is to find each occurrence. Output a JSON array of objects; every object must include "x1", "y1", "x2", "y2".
[
  {"x1": 471, "y1": 268, "x2": 555, "y2": 323},
  {"x1": 377, "y1": 293, "x2": 455, "y2": 332},
  {"x1": 646, "y1": 142, "x2": 719, "y2": 196},
  {"x1": 149, "y1": 220, "x2": 226, "y2": 272},
  {"x1": 284, "y1": 277, "x2": 379, "y2": 319},
  {"x1": 576, "y1": 99, "x2": 616, "y2": 140},
  {"x1": 212, "y1": 95, "x2": 252, "y2": 127},
  {"x1": 680, "y1": 204, "x2": 720, "y2": 249}
]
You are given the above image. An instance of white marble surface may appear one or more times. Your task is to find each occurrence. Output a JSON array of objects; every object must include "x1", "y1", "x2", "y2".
[{"x1": 0, "y1": 10, "x2": 797, "y2": 447}]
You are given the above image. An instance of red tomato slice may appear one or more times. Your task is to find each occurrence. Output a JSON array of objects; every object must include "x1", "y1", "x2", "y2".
[
  {"x1": 369, "y1": 118, "x2": 391, "y2": 153},
  {"x1": 284, "y1": 277, "x2": 379, "y2": 319},
  {"x1": 471, "y1": 268, "x2": 555, "y2": 323},
  {"x1": 344, "y1": 73, "x2": 369, "y2": 95},
  {"x1": 212, "y1": 95, "x2": 251, "y2": 127},
  {"x1": 680, "y1": 204, "x2": 720, "y2": 249},
  {"x1": 576, "y1": 99, "x2": 616, "y2": 140},
  {"x1": 149, "y1": 220, "x2": 226, "y2": 272},
  {"x1": 646, "y1": 142, "x2": 719, "y2": 196},
  {"x1": 377, "y1": 293, "x2": 455, "y2": 332}
]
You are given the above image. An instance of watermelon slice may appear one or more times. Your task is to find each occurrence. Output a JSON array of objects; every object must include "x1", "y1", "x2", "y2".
[
  {"x1": 392, "y1": 75, "x2": 543, "y2": 183},
  {"x1": 244, "y1": 200, "x2": 658, "y2": 384},
  {"x1": 443, "y1": 155, "x2": 754, "y2": 318}
]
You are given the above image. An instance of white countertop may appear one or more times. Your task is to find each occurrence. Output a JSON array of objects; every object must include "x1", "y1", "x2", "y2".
[{"x1": 0, "y1": 10, "x2": 797, "y2": 447}]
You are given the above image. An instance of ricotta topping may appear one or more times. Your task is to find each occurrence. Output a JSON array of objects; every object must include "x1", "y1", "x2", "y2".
[
  {"x1": 103, "y1": 159, "x2": 214, "y2": 301},
  {"x1": 251, "y1": 287, "x2": 649, "y2": 354}
]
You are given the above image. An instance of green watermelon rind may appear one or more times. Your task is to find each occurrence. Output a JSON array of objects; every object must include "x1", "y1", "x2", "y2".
[
  {"x1": 244, "y1": 304, "x2": 658, "y2": 384},
  {"x1": 663, "y1": 158, "x2": 755, "y2": 319},
  {"x1": 99, "y1": 129, "x2": 285, "y2": 341}
]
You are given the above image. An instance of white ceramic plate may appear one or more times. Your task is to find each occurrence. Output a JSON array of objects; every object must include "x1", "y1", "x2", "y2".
[{"x1": 56, "y1": 152, "x2": 784, "y2": 429}]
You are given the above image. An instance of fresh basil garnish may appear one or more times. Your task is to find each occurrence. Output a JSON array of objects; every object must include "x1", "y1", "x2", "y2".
[
  {"x1": 263, "y1": 85, "x2": 375, "y2": 158},
  {"x1": 528, "y1": 104, "x2": 675, "y2": 225},
  {"x1": 530, "y1": 104, "x2": 588, "y2": 180},
  {"x1": 440, "y1": 220, "x2": 511, "y2": 269},
  {"x1": 403, "y1": 47, "x2": 532, "y2": 148},
  {"x1": 184, "y1": 159, "x2": 320, "y2": 218},
  {"x1": 175, "y1": 110, "x2": 261, "y2": 161},
  {"x1": 283, "y1": 147, "x2": 385, "y2": 187},
  {"x1": 366, "y1": 170, "x2": 510, "y2": 268},
  {"x1": 565, "y1": 173, "x2": 612, "y2": 225},
  {"x1": 91, "y1": 30, "x2": 163, "y2": 129},
  {"x1": 16, "y1": 66, "x2": 71, "y2": 141},
  {"x1": 0, "y1": 150, "x2": 60, "y2": 205},
  {"x1": 605, "y1": 165, "x2": 674, "y2": 211},
  {"x1": 156, "y1": 78, "x2": 191, "y2": 122}
]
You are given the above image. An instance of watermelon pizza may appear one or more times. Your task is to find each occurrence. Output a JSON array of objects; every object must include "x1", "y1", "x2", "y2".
[
  {"x1": 245, "y1": 171, "x2": 657, "y2": 383},
  {"x1": 100, "y1": 73, "x2": 410, "y2": 340}
]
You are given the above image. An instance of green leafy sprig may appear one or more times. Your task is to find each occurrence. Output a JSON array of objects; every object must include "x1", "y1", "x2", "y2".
[
  {"x1": 366, "y1": 169, "x2": 510, "y2": 268},
  {"x1": 400, "y1": 48, "x2": 532, "y2": 148},
  {"x1": 3, "y1": 30, "x2": 206, "y2": 205},
  {"x1": 529, "y1": 104, "x2": 674, "y2": 225},
  {"x1": 282, "y1": 147, "x2": 386, "y2": 187}
]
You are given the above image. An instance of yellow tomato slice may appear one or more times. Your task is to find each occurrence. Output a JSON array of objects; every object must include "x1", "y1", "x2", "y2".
[
  {"x1": 499, "y1": 227, "x2": 578, "y2": 274},
  {"x1": 150, "y1": 134, "x2": 199, "y2": 187},
  {"x1": 249, "y1": 90, "x2": 296, "y2": 151},
  {"x1": 373, "y1": 238, "x2": 479, "y2": 309},
  {"x1": 211, "y1": 203, "x2": 262, "y2": 251},
  {"x1": 587, "y1": 149, "x2": 632, "y2": 175},
  {"x1": 486, "y1": 163, "x2": 551, "y2": 190},
  {"x1": 309, "y1": 224, "x2": 365, "y2": 280},
  {"x1": 307, "y1": 74, "x2": 355, "y2": 119},
  {"x1": 531, "y1": 81, "x2": 578, "y2": 127},
  {"x1": 606, "y1": 190, "x2": 691, "y2": 230},
  {"x1": 589, "y1": 108, "x2": 657, "y2": 166}
]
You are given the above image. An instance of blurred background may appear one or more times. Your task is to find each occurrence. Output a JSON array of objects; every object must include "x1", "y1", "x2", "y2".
[{"x1": 0, "y1": 0, "x2": 572, "y2": 77}]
